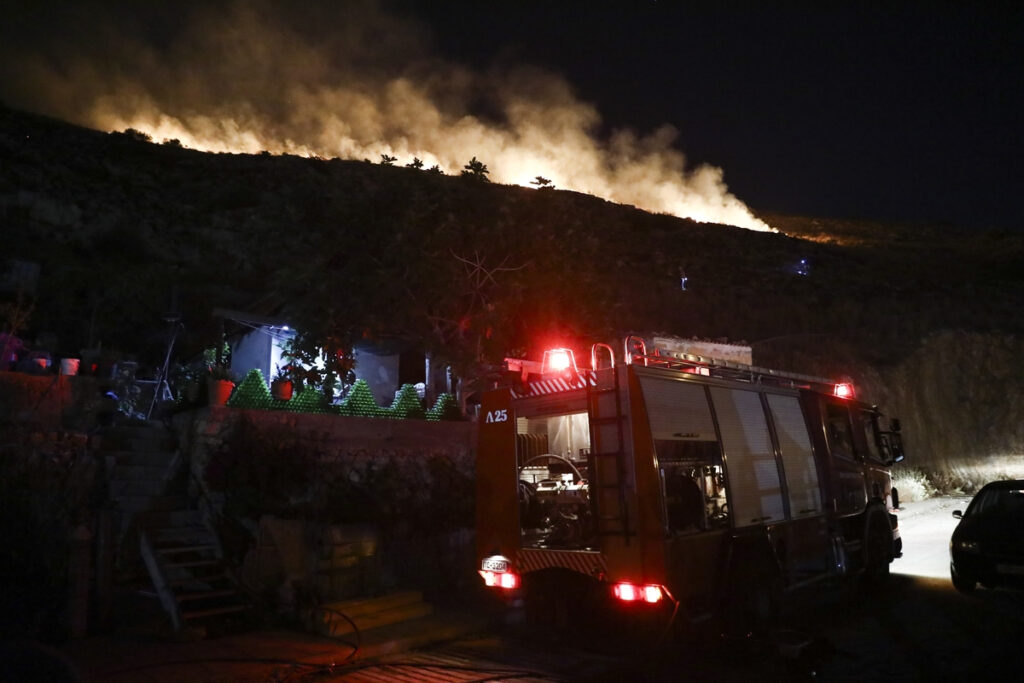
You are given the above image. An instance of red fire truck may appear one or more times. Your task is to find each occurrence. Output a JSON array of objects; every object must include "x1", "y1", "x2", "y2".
[{"x1": 475, "y1": 336, "x2": 904, "y2": 637}]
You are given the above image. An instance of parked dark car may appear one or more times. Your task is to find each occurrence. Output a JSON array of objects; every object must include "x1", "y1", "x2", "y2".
[{"x1": 950, "y1": 479, "x2": 1024, "y2": 593}]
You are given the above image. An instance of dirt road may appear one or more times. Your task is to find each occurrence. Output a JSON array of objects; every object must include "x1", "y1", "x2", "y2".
[{"x1": 790, "y1": 496, "x2": 1024, "y2": 681}]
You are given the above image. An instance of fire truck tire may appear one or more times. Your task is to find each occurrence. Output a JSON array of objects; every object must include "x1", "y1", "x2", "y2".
[{"x1": 862, "y1": 511, "x2": 892, "y2": 585}]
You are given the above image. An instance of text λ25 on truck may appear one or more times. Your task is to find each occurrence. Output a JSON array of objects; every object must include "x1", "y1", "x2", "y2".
[{"x1": 476, "y1": 336, "x2": 905, "y2": 639}]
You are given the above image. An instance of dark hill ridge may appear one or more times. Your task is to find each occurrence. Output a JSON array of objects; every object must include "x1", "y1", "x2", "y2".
[{"x1": 3, "y1": 103, "x2": 1024, "y2": 482}]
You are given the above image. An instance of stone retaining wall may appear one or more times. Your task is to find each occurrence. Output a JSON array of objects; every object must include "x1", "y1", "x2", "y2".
[{"x1": 172, "y1": 407, "x2": 479, "y2": 603}]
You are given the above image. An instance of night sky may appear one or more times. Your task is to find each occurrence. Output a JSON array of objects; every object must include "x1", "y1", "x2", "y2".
[
  {"x1": 2, "y1": 1, "x2": 1021, "y2": 230},
  {"x1": 410, "y1": 3, "x2": 1024, "y2": 230}
]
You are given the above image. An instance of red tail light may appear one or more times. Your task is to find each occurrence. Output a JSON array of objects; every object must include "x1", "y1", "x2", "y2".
[
  {"x1": 613, "y1": 582, "x2": 664, "y2": 604},
  {"x1": 479, "y1": 570, "x2": 520, "y2": 590}
]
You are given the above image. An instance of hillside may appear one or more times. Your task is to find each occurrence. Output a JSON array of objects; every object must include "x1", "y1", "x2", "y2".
[{"x1": 3, "y1": 103, "x2": 1024, "y2": 487}]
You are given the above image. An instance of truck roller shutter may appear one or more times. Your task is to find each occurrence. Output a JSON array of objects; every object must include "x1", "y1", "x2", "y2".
[{"x1": 711, "y1": 387, "x2": 786, "y2": 527}]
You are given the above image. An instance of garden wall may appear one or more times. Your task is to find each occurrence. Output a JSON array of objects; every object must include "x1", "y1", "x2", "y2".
[
  {"x1": 0, "y1": 372, "x2": 109, "y2": 430},
  {"x1": 172, "y1": 407, "x2": 480, "y2": 605}
]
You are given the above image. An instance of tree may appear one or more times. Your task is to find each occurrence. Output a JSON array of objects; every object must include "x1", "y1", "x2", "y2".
[
  {"x1": 380, "y1": 154, "x2": 397, "y2": 165},
  {"x1": 119, "y1": 128, "x2": 152, "y2": 143},
  {"x1": 406, "y1": 157, "x2": 424, "y2": 169},
  {"x1": 461, "y1": 157, "x2": 490, "y2": 182},
  {"x1": 531, "y1": 176, "x2": 554, "y2": 190}
]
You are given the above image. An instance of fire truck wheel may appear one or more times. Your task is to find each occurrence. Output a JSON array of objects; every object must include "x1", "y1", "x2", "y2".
[{"x1": 862, "y1": 512, "x2": 892, "y2": 585}]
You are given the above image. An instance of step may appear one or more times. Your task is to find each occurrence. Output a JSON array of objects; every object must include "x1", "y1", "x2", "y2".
[
  {"x1": 164, "y1": 558, "x2": 222, "y2": 570},
  {"x1": 321, "y1": 590, "x2": 425, "y2": 619},
  {"x1": 168, "y1": 570, "x2": 231, "y2": 587},
  {"x1": 110, "y1": 478, "x2": 168, "y2": 497},
  {"x1": 123, "y1": 436, "x2": 177, "y2": 453},
  {"x1": 115, "y1": 495, "x2": 183, "y2": 514},
  {"x1": 111, "y1": 464, "x2": 171, "y2": 481},
  {"x1": 177, "y1": 589, "x2": 241, "y2": 603},
  {"x1": 106, "y1": 450, "x2": 178, "y2": 468},
  {"x1": 137, "y1": 509, "x2": 205, "y2": 529},
  {"x1": 150, "y1": 532, "x2": 214, "y2": 549},
  {"x1": 182, "y1": 604, "x2": 248, "y2": 621},
  {"x1": 315, "y1": 594, "x2": 433, "y2": 637},
  {"x1": 156, "y1": 543, "x2": 218, "y2": 555}
]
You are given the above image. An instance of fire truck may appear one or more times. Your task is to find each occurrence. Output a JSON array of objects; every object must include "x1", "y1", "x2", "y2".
[{"x1": 475, "y1": 336, "x2": 905, "y2": 637}]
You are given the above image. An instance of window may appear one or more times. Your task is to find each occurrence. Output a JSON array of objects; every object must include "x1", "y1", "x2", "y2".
[
  {"x1": 639, "y1": 377, "x2": 729, "y2": 530},
  {"x1": 767, "y1": 393, "x2": 822, "y2": 518},
  {"x1": 516, "y1": 411, "x2": 593, "y2": 549},
  {"x1": 858, "y1": 410, "x2": 885, "y2": 462},
  {"x1": 711, "y1": 388, "x2": 785, "y2": 526},
  {"x1": 825, "y1": 401, "x2": 855, "y2": 460}
]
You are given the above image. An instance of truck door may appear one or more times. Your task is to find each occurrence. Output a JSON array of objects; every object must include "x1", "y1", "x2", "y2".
[
  {"x1": 822, "y1": 398, "x2": 867, "y2": 515},
  {"x1": 764, "y1": 392, "x2": 830, "y2": 582},
  {"x1": 853, "y1": 407, "x2": 891, "y2": 505}
]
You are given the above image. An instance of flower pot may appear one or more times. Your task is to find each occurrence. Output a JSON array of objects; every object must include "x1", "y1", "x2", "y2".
[
  {"x1": 208, "y1": 379, "x2": 235, "y2": 406},
  {"x1": 271, "y1": 379, "x2": 294, "y2": 401}
]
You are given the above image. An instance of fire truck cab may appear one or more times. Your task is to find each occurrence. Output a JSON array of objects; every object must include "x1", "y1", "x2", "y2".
[{"x1": 476, "y1": 337, "x2": 904, "y2": 636}]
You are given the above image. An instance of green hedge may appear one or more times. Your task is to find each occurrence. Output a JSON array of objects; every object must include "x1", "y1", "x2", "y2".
[{"x1": 226, "y1": 372, "x2": 460, "y2": 420}]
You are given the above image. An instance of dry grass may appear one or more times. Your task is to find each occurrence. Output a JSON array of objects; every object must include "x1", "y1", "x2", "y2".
[{"x1": 893, "y1": 456, "x2": 1024, "y2": 501}]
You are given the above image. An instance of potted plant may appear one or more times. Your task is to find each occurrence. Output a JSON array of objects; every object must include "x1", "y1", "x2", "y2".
[
  {"x1": 207, "y1": 365, "x2": 236, "y2": 407},
  {"x1": 281, "y1": 333, "x2": 355, "y2": 404},
  {"x1": 270, "y1": 364, "x2": 294, "y2": 401}
]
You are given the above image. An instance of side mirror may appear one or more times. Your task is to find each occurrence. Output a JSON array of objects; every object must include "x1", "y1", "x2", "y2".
[{"x1": 952, "y1": 510, "x2": 963, "y2": 520}]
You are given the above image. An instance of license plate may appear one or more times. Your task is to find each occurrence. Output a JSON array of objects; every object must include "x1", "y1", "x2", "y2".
[
  {"x1": 482, "y1": 557, "x2": 509, "y2": 572},
  {"x1": 996, "y1": 563, "x2": 1024, "y2": 576}
]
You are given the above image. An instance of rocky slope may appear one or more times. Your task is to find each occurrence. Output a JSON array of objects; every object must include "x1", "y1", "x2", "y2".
[{"x1": 2, "y1": 104, "x2": 1023, "y2": 485}]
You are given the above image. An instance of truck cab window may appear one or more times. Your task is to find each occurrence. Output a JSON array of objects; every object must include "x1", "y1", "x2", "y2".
[
  {"x1": 859, "y1": 410, "x2": 885, "y2": 463},
  {"x1": 825, "y1": 401, "x2": 855, "y2": 460}
]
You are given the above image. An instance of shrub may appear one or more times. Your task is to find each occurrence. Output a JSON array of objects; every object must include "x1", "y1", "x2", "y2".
[
  {"x1": 387, "y1": 384, "x2": 425, "y2": 420},
  {"x1": 426, "y1": 393, "x2": 461, "y2": 421},
  {"x1": 226, "y1": 369, "x2": 272, "y2": 410},
  {"x1": 337, "y1": 380, "x2": 384, "y2": 417}
]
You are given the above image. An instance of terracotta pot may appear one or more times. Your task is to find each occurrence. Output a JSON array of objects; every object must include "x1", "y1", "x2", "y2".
[
  {"x1": 271, "y1": 379, "x2": 294, "y2": 401},
  {"x1": 208, "y1": 379, "x2": 235, "y2": 406}
]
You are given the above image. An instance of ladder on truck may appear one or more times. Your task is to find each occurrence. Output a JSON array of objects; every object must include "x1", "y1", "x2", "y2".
[{"x1": 585, "y1": 343, "x2": 633, "y2": 544}]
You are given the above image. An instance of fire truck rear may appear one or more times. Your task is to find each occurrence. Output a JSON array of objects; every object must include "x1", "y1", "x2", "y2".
[{"x1": 475, "y1": 336, "x2": 905, "y2": 637}]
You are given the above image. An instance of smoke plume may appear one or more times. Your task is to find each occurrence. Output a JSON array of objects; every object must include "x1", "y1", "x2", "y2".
[{"x1": 0, "y1": 0, "x2": 772, "y2": 231}]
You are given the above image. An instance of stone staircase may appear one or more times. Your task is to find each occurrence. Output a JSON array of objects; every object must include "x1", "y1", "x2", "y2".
[
  {"x1": 100, "y1": 421, "x2": 182, "y2": 579},
  {"x1": 101, "y1": 419, "x2": 249, "y2": 632},
  {"x1": 139, "y1": 509, "x2": 249, "y2": 632}
]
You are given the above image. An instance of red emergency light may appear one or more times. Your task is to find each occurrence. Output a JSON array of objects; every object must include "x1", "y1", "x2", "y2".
[
  {"x1": 613, "y1": 582, "x2": 664, "y2": 604},
  {"x1": 833, "y1": 382, "x2": 855, "y2": 399},
  {"x1": 541, "y1": 348, "x2": 577, "y2": 375}
]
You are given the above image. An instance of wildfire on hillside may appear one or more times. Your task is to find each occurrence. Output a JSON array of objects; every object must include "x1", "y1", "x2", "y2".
[{"x1": 1, "y1": 2, "x2": 772, "y2": 232}]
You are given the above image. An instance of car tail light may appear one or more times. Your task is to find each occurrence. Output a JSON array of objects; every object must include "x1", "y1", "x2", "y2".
[
  {"x1": 613, "y1": 582, "x2": 664, "y2": 604},
  {"x1": 479, "y1": 570, "x2": 520, "y2": 590}
]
